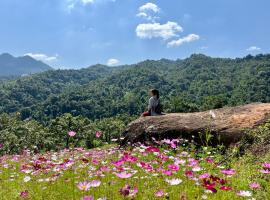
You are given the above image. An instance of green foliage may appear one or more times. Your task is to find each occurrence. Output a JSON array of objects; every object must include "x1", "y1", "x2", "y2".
[
  {"x1": 0, "y1": 54, "x2": 269, "y2": 122},
  {"x1": 0, "y1": 113, "x2": 134, "y2": 154}
]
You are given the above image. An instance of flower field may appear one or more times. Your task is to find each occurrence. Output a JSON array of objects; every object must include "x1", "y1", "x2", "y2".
[{"x1": 0, "y1": 138, "x2": 269, "y2": 200}]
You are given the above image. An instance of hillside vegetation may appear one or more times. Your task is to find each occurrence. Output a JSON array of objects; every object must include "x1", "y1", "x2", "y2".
[{"x1": 0, "y1": 54, "x2": 269, "y2": 122}]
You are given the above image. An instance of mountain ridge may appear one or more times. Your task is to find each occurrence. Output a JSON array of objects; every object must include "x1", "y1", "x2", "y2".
[{"x1": 0, "y1": 53, "x2": 53, "y2": 77}]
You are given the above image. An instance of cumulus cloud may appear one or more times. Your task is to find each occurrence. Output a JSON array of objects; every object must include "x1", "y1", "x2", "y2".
[
  {"x1": 107, "y1": 58, "x2": 120, "y2": 66},
  {"x1": 137, "y1": 2, "x2": 160, "y2": 22},
  {"x1": 24, "y1": 53, "x2": 58, "y2": 62},
  {"x1": 139, "y1": 3, "x2": 160, "y2": 13},
  {"x1": 167, "y1": 34, "x2": 200, "y2": 47},
  {"x1": 136, "y1": 21, "x2": 183, "y2": 40},
  {"x1": 246, "y1": 46, "x2": 261, "y2": 51}
]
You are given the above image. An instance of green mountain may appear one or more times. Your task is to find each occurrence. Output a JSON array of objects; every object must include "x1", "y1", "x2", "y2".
[
  {"x1": 0, "y1": 53, "x2": 53, "y2": 77},
  {"x1": 0, "y1": 54, "x2": 269, "y2": 122}
]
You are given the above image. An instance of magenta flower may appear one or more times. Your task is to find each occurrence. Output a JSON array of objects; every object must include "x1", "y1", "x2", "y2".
[
  {"x1": 77, "y1": 181, "x2": 91, "y2": 191},
  {"x1": 68, "y1": 131, "x2": 76, "y2": 137},
  {"x1": 168, "y1": 164, "x2": 179, "y2": 171},
  {"x1": 81, "y1": 196, "x2": 94, "y2": 200},
  {"x1": 96, "y1": 131, "x2": 102, "y2": 138},
  {"x1": 220, "y1": 186, "x2": 232, "y2": 191},
  {"x1": 19, "y1": 190, "x2": 29, "y2": 199},
  {"x1": 116, "y1": 171, "x2": 133, "y2": 179},
  {"x1": 155, "y1": 190, "x2": 165, "y2": 197},
  {"x1": 262, "y1": 162, "x2": 270, "y2": 169},
  {"x1": 249, "y1": 182, "x2": 261, "y2": 189},
  {"x1": 111, "y1": 159, "x2": 125, "y2": 167},
  {"x1": 220, "y1": 169, "x2": 236, "y2": 175},
  {"x1": 146, "y1": 146, "x2": 160, "y2": 153},
  {"x1": 119, "y1": 184, "x2": 138, "y2": 197},
  {"x1": 162, "y1": 170, "x2": 172, "y2": 176}
]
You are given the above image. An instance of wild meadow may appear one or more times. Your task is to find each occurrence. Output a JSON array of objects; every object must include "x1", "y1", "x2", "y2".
[{"x1": 0, "y1": 130, "x2": 269, "y2": 200}]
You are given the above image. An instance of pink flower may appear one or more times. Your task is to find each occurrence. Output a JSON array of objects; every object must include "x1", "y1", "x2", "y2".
[
  {"x1": 259, "y1": 169, "x2": 270, "y2": 174},
  {"x1": 262, "y1": 162, "x2": 270, "y2": 169},
  {"x1": 221, "y1": 169, "x2": 236, "y2": 175},
  {"x1": 89, "y1": 180, "x2": 101, "y2": 187},
  {"x1": 19, "y1": 190, "x2": 29, "y2": 199},
  {"x1": 249, "y1": 182, "x2": 261, "y2": 189},
  {"x1": 168, "y1": 164, "x2": 179, "y2": 171},
  {"x1": 162, "y1": 170, "x2": 172, "y2": 176},
  {"x1": 81, "y1": 196, "x2": 94, "y2": 200},
  {"x1": 77, "y1": 181, "x2": 91, "y2": 191},
  {"x1": 96, "y1": 131, "x2": 102, "y2": 138},
  {"x1": 116, "y1": 172, "x2": 133, "y2": 179},
  {"x1": 155, "y1": 190, "x2": 165, "y2": 197},
  {"x1": 68, "y1": 131, "x2": 76, "y2": 137},
  {"x1": 199, "y1": 173, "x2": 210, "y2": 179},
  {"x1": 119, "y1": 184, "x2": 138, "y2": 197}
]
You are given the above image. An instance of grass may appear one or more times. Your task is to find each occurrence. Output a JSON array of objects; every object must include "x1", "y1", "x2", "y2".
[{"x1": 0, "y1": 141, "x2": 269, "y2": 200}]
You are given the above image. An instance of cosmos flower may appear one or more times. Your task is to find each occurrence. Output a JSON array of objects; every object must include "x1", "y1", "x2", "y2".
[
  {"x1": 262, "y1": 162, "x2": 270, "y2": 169},
  {"x1": 249, "y1": 182, "x2": 261, "y2": 189},
  {"x1": 220, "y1": 169, "x2": 236, "y2": 175},
  {"x1": 119, "y1": 184, "x2": 138, "y2": 197},
  {"x1": 23, "y1": 176, "x2": 31, "y2": 182},
  {"x1": 236, "y1": 190, "x2": 252, "y2": 197},
  {"x1": 155, "y1": 190, "x2": 165, "y2": 197},
  {"x1": 168, "y1": 164, "x2": 179, "y2": 171},
  {"x1": 81, "y1": 196, "x2": 94, "y2": 200},
  {"x1": 77, "y1": 181, "x2": 91, "y2": 191},
  {"x1": 68, "y1": 131, "x2": 76, "y2": 137},
  {"x1": 96, "y1": 131, "x2": 102, "y2": 138},
  {"x1": 116, "y1": 172, "x2": 133, "y2": 179},
  {"x1": 199, "y1": 173, "x2": 210, "y2": 179},
  {"x1": 89, "y1": 180, "x2": 101, "y2": 187},
  {"x1": 19, "y1": 190, "x2": 29, "y2": 199},
  {"x1": 166, "y1": 178, "x2": 182, "y2": 185}
]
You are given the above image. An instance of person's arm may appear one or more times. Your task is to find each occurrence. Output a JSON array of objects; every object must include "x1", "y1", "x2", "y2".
[{"x1": 148, "y1": 97, "x2": 154, "y2": 112}]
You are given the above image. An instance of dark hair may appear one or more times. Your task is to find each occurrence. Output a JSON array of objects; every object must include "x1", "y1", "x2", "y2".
[{"x1": 151, "y1": 89, "x2": 160, "y2": 99}]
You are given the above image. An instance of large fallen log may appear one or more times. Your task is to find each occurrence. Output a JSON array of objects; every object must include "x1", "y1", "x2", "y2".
[{"x1": 121, "y1": 103, "x2": 270, "y2": 146}]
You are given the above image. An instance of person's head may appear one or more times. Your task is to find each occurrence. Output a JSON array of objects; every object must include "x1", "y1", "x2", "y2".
[{"x1": 150, "y1": 89, "x2": 159, "y2": 99}]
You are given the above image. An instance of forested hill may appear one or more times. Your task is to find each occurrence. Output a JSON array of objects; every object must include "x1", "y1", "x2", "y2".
[
  {"x1": 0, "y1": 53, "x2": 53, "y2": 77},
  {"x1": 0, "y1": 53, "x2": 269, "y2": 122}
]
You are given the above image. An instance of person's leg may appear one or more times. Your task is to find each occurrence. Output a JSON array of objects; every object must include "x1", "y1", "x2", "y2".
[{"x1": 141, "y1": 111, "x2": 151, "y2": 117}]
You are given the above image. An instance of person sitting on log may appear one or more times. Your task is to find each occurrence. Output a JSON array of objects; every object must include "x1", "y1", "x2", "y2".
[{"x1": 141, "y1": 89, "x2": 163, "y2": 117}]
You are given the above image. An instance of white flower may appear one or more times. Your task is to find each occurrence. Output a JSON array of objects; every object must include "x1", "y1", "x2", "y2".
[
  {"x1": 23, "y1": 176, "x2": 31, "y2": 182},
  {"x1": 237, "y1": 190, "x2": 252, "y2": 197},
  {"x1": 166, "y1": 178, "x2": 182, "y2": 185},
  {"x1": 192, "y1": 166, "x2": 202, "y2": 172}
]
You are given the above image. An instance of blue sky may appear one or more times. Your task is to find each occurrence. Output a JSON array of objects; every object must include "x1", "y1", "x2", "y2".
[{"x1": 0, "y1": 0, "x2": 269, "y2": 69}]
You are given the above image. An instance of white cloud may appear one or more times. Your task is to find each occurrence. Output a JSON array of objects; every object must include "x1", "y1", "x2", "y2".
[
  {"x1": 107, "y1": 58, "x2": 120, "y2": 66},
  {"x1": 167, "y1": 34, "x2": 200, "y2": 47},
  {"x1": 136, "y1": 21, "x2": 183, "y2": 40},
  {"x1": 137, "y1": 3, "x2": 160, "y2": 22},
  {"x1": 139, "y1": 3, "x2": 160, "y2": 13},
  {"x1": 81, "y1": 0, "x2": 94, "y2": 5},
  {"x1": 246, "y1": 46, "x2": 261, "y2": 51},
  {"x1": 24, "y1": 53, "x2": 58, "y2": 62}
]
